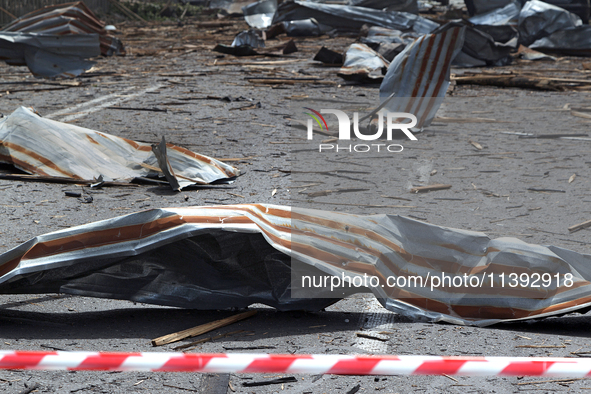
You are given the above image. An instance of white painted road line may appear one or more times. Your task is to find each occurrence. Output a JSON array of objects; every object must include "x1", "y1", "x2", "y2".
[{"x1": 46, "y1": 84, "x2": 162, "y2": 122}]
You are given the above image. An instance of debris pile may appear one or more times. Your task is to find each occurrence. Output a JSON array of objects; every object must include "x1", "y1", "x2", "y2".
[
  {"x1": 0, "y1": 1, "x2": 125, "y2": 77},
  {"x1": 234, "y1": 0, "x2": 591, "y2": 78}
]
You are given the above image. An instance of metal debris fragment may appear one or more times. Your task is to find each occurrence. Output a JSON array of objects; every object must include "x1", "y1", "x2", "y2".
[{"x1": 0, "y1": 107, "x2": 238, "y2": 190}]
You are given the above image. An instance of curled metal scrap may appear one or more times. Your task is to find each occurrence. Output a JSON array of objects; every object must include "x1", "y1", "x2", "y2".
[
  {"x1": 0, "y1": 204, "x2": 590, "y2": 327},
  {"x1": 0, "y1": 107, "x2": 239, "y2": 189},
  {"x1": 337, "y1": 43, "x2": 390, "y2": 82},
  {"x1": 231, "y1": 31, "x2": 265, "y2": 48},
  {"x1": 1, "y1": 1, "x2": 125, "y2": 56},
  {"x1": 379, "y1": 26, "x2": 465, "y2": 129}
]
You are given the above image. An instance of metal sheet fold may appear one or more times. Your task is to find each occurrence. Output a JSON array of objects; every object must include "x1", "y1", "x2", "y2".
[
  {"x1": 0, "y1": 32, "x2": 100, "y2": 78},
  {"x1": 1, "y1": 1, "x2": 125, "y2": 56},
  {"x1": 272, "y1": 0, "x2": 438, "y2": 34},
  {"x1": 518, "y1": 0, "x2": 582, "y2": 46},
  {"x1": 337, "y1": 43, "x2": 390, "y2": 82},
  {"x1": 0, "y1": 107, "x2": 239, "y2": 189},
  {"x1": 1, "y1": 203, "x2": 590, "y2": 327},
  {"x1": 379, "y1": 26, "x2": 465, "y2": 129}
]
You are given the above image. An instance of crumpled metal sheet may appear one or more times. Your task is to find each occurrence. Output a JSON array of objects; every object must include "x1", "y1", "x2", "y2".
[
  {"x1": 0, "y1": 107, "x2": 239, "y2": 190},
  {"x1": 0, "y1": 32, "x2": 99, "y2": 78},
  {"x1": 1, "y1": 203, "x2": 591, "y2": 327},
  {"x1": 379, "y1": 26, "x2": 465, "y2": 129},
  {"x1": 464, "y1": 0, "x2": 519, "y2": 16},
  {"x1": 468, "y1": 0, "x2": 522, "y2": 25},
  {"x1": 529, "y1": 25, "x2": 591, "y2": 56},
  {"x1": 243, "y1": 0, "x2": 277, "y2": 29},
  {"x1": 435, "y1": 22, "x2": 517, "y2": 67},
  {"x1": 231, "y1": 30, "x2": 265, "y2": 48},
  {"x1": 272, "y1": 0, "x2": 438, "y2": 34},
  {"x1": 1, "y1": 1, "x2": 125, "y2": 56},
  {"x1": 518, "y1": 0, "x2": 582, "y2": 46},
  {"x1": 360, "y1": 27, "x2": 420, "y2": 46},
  {"x1": 542, "y1": 0, "x2": 590, "y2": 23},
  {"x1": 337, "y1": 43, "x2": 390, "y2": 82},
  {"x1": 294, "y1": 0, "x2": 418, "y2": 12},
  {"x1": 282, "y1": 18, "x2": 322, "y2": 36},
  {"x1": 345, "y1": 0, "x2": 418, "y2": 13}
]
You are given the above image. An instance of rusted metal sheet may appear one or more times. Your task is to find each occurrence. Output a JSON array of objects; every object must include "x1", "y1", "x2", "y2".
[
  {"x1": 1, "y1": 1, "x2": 124, "y2": 56},
  {"x1": 379, "y1": 26, "x2": 465, "y2": 129},
  {"x1": 0, "y1": 107, "x2": 239, "y2": 189},
  {"x1": 0, "y1": 203, "x2": 590, "y2": 326}
]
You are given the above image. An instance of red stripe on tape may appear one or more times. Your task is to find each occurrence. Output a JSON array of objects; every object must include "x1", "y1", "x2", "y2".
[
  {"x1": 0, "y1": 351, "x2": 55, "y2": 369},
  {"x1": 157, "y1": 354, "x2": 221, "y2": 372},
  {"x1": 71, "y1": 353, "x2": 139, "y2": 371},
  {"x1": 328, "y1": 357, "x2": 382, "y2": 375},
  {"x1": 414, "y1": 360, "x2": 468, "y2": 375},
  {"x1": 244, "y1": 355, "x2": 310, "y2": 373},
  {"x1": 501, "y1": 361, "x2": 556, "y2": 376}
]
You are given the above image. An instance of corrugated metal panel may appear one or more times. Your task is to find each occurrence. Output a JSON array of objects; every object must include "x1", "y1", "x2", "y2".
[
  {"x1": 1, "y1": 1, "x2": 124, "y2": 56},
  {"x1": 0, "y1": 107, "x2": 239, "y2": 188},
  {"x1": 379, "y1": 26, "x2": 466, "y2": 129},
  {"x1": 0, "y1": 0, "x2": 109, "y2": 27},
  {"x1": 0, "y1": 203, "x2": 590, "y2": 326}
]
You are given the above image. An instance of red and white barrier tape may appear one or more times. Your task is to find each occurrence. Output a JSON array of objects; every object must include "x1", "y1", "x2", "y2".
[{"x1": 0, "y1": 352, "x2": 589, "y2": 376}]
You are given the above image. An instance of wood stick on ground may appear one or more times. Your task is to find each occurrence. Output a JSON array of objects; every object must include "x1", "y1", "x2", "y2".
[
  {"x1": 17, "y1": 383, "x2": 40, "y2": 394},
  {"x1": 453, "y1": 75, "x2": 567, "y2": 91},
  {"x1": 151, "y1": 310, "x2": 257, "y2": 346},
  {"x1": 218, "y1": 155, "x2": 257, "y2": 162},
  {"x1": 410, "y1": 184, "x2": 452, "y2": 193},
  {"x1": 158, "y1": 0, "x2": 172, "y2": 15},
  {"x1": 247, "y1": 78, "x2": 336, "y2": 85},
  {"x1": 107, "y1": 0, "x2": 148, "y2": 23},
  {"x1": 569, "y1": 219, "x2": 591, "y2": 233},
  {"x1": 515, "y1": 345, "x2": 566, "y2": 348},
  {"x1": 0, "y1": 6, "x2": 16, "y2": 19},
  {"x1": 173, "y1": 330, "x2": 245, "y2": 351},
  {"x1": 516, "y1": 378, "x2": 585, "y2": 386}
]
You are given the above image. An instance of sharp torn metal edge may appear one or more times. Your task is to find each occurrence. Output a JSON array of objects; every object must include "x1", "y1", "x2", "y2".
[
  {"x1": 151, "y1": 137, "x2": 182, "y2": 192},
  {"x1": 0, "y1": 107, "x2": 239, "y2": 190},
  {"x1": 0, "y1": 204, "x2": 590, "y2": 327}
]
